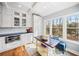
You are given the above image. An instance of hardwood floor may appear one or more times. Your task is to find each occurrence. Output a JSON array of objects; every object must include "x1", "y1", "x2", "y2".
[{"x1": 0, "y1": 45, "x2": 29, "y2": 56}]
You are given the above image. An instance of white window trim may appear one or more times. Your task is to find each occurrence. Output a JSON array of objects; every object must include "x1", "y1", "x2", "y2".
[{"x1": 44, "y1": 12, "x2": 79, "y2": 44}]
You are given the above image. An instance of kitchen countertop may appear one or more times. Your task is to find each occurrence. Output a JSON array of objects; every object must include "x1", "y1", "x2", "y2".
[
  {"x1": 34, "y1": 36, "x2": 59, "y2": 48},
  {"x1": 0, "y1": 32, "x2": 33, "y2": 37},
  {"x1": 35, "y1": 36, "x2": 78, "y2": 56}
]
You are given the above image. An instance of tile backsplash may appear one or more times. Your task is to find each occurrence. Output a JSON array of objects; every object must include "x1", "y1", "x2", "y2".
[{"x1": 0, "y1": 27, "x2": 26, "y2": 34}]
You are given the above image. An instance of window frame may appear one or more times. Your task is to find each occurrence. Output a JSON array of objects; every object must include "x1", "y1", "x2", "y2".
[
  {"x1": 67, "y1": 14, "x2": 79, "y2": 41},
  {"x1": 44, "y1": 12, "x2": 79, "y2": 42},
  {"x1": 51, "y1": 17, "x2": 63, "y2": 38}
]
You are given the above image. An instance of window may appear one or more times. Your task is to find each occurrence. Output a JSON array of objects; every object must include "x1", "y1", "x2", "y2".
[
  {"x1": 52, "y1": 18, "x2": 63, "y2": 37},
  {"x1": 46, "y1": 20, "x2": 50, "y2": 35},
  {"x1": 67, "y1": 15, "x2": 79, "y2": 41}
]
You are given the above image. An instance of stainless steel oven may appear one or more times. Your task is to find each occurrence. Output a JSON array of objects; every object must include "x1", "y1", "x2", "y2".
[{"x1": 5, "y1": 35, "x2": 20, "y2": 44}]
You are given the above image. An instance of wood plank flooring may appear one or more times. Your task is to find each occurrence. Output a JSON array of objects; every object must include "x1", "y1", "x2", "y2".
[{"x1": 0, "y1": 45, "x2": 29, "y2": 56}]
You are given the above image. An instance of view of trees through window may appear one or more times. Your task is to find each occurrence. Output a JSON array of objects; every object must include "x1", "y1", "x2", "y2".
[
  {"x1": 67, "y1": 15, "x2": 79, "y2": 41},
  {"x1": 45, "y1": 13, "x2": 79, "y2": 42},
  {"x1": 52, "y1": 18, "x2": 63, "y2": 37}
]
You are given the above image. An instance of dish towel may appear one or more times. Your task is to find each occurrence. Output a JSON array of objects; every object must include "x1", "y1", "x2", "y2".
[{"x1": 56, "y1": 41, "x2": 66, "y2": 54}]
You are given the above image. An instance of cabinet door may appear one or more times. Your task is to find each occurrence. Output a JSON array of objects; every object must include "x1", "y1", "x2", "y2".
[
  {"x1": 3, "y1": 39, "x2": 23, "y2": 52},
  {"x1": 21, "y1": 34, "x2": 28, "y2": 44},
  {"x1": 2, "y1": 7, "x2": 14, "y2": 27},
  {"x1": 14, "y1": 17, "x2": 20, "y2": 26},
  {"x1": 13, "y1": 11, "x2": 21, "y2": 27},
  {"x1": 0, "y1": 37, "x2": 5, "y2": 52},
  {"x1": 0, "y1": 6, "x2": 2, "y2": 27},
  {"x1": 0, "y1": 13, "x2": 1, "y2": 27},
  {"x1": 26, "y1": 12, "x2": 32, "y2": 28},
  {"x1": 0, "y1": 5, "x2": 3, "y2": 27},
  {"x1": 22, "y1": 19, "x2": 26, "y2": 26},
  {"x1": 21, "y1": 33, "x2": 33, "y2": 44},
  {"x1": 2, "y1": 7, "x2": 21, "y2": 27},
  {"x1": 21, "y1": 13, "x2": 26, "y2": 27}
]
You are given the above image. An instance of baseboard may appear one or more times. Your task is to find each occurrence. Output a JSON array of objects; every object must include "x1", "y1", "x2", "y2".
[{"x1": 66, "y1": 49, "x2": 79, "y2": 56}]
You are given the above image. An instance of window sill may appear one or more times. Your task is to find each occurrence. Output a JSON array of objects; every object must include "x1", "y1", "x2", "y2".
[{"x1": 60, "y1": 38, "x2": 79, "y2": 45}]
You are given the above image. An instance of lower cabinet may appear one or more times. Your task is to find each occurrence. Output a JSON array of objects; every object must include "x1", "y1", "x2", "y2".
[
  {"x1": 21, "y1": 33, "x2": 33, "y2": 44},
  {"x1": 0, "y1": 37, "x2": 5, "y2": 52},
  {"x1": 3, "y1": 40, "x2": 23, "y2": 52},
  {"x1": 0, "y1": 33, "x2": 33, "y2": 53},
  {"x1": 36, "y1": 40, "x2": 48, "y2": 56}
]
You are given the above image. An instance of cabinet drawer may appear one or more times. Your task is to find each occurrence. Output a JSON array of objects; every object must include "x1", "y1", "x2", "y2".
[{"x1": 3, "y1": 40, "x2": 23, "y2": 51}]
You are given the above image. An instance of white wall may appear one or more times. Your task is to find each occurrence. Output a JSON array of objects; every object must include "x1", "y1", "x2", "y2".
[{"x1": 33, "y1": 15, "x2": 44, "y2": 36}]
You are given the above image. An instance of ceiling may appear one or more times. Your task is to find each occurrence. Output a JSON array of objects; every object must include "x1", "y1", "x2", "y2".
[
  {"x1": 32, "y1": 2, "x2": 79, "y2": 16},
  {"x1": 4, "y1": 2, "x2": 79, "y2": 16},
  {"x1": 5, "y1": 2, "x2": 34, "y2": 12}
]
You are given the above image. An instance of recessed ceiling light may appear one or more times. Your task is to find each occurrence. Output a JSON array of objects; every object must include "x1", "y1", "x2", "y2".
[{"x1": 18, "y1": 5, "x2": 22, "y2": 8}]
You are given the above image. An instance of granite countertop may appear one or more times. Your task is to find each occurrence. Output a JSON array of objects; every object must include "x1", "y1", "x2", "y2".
[
  {"x1": 0, "y1": 32, "x2": 28, "y2": 37},
  {"x1": 34, "y1": 36, "x2": 55, "y2": 48}
]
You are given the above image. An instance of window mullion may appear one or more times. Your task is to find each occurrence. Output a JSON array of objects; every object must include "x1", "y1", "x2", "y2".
[
  {"x1": 63, "y1": 16, "x2": 67, "y2": 39},
  {"x1": 50, "y1": 19, "x2": 52, "y2": 36}
]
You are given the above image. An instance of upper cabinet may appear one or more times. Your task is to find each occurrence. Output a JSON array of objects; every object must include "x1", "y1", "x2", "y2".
[
  {"x1": 14, "y1": 11, "x2": 20, "y2": 27},
  {"x1": 0, "y1": 4, "x2": 27, "y2": 27},
  {"x1": 21, "y1": 13, "x2": 27, "y2": 27},
  {"x1": 0, "y1": 5, "x2": 2, "y2": 27}
]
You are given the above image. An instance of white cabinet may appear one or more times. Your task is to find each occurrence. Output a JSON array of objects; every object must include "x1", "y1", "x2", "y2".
[
  {"x1": 0, "y1": 6, "x2": 14, "y2": 27},
  {"x1": 21, "y1": 13, "x2": 27, "y2": 27},
  {"x1": 21, "y1": 33, "x2": 33, "y2": 44},
  {"x1": 26, "y1": 10, "x2": 33, "y2": 28},
  {"x1": 13, "y1": 11, "x2": 21, "y2": 27},
  {"x1": 3, "y1": 40, "x2": 22, "y2": 51},
  {"x1": 0, "y1": 37, "x2": 5, "y2": 52},
  {"x1": 0, "y1": 5, "x2": 2, "y2": 27},
  {"x1": 0, "y1": 5, "x2": 27, "y2": 27},
  {"x1": 3, "y1": 33, "x2": 33, "y2": 52},
  {"x1": 0, "y1": 33, "x2": 33, "y2": 52},
  {"x1": 1, "y1": 35, "x2": 24, "y2": 52},
  {"x1": 21, "y1": 34, "x2": 27, "y2": 44},
  {"x1": 12, "y1": 9, "x2": 27, "y2": 27},
  {"x1": 1, "y1": 7, "x2": 14, "y2": 27}
]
